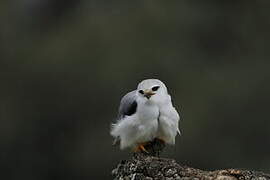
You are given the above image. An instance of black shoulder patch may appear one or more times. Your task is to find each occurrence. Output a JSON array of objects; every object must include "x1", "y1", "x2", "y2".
[{"x1": 124, "y1": 100, "x2": 137, "y2": 116}]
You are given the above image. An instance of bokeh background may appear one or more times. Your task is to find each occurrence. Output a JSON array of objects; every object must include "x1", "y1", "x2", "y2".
[{"x1": 1, "y1": 1, "x2": 270, "y2": 179}]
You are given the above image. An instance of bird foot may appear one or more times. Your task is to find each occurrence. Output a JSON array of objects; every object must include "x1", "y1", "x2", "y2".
[
  {"x1": 133, "y1": 138, "x2": 166, "y2": 156},
  {"x1": 134, "y1": 142, "x2": 149, "y2": 153}
]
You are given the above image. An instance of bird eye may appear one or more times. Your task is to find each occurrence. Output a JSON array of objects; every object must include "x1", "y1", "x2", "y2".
[
  {"x1": 152, "y1": 86, "x2": 160, "y2": 91},
  {"x1": 139, "y1": 90, "x2": 144, "y2": 94}
]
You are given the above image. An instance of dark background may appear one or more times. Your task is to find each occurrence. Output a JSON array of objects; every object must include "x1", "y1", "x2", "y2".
[{"x1": 1, "y1": 1, "x2": 270, "y2": 179}]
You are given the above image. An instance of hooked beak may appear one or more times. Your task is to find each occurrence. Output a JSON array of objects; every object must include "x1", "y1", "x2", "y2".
[{"x1": 144, "y1": 90, "x2": 155, "y2": 99}]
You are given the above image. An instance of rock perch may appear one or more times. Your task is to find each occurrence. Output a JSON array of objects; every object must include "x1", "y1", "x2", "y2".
[
  {"x1": 112, "y1": 140, "x2": 270, "y2": 180},
  {"x1": 112, "y1": 153, "x2": 270, "y2": 180}
]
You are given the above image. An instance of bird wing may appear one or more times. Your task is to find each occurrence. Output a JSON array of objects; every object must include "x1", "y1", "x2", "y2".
[
  {"x1": 118, "y1": 90, "x2": 138, "y2": 119},
  {"x1": 157, "y1": 103, "x2": 180, "y2": 144},
  {"x1": 111, "y1": 90, "x2": 138, "y2": 148}
]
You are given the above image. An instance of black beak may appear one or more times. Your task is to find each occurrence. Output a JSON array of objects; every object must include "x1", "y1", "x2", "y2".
[
  {"x1": 144, "y1": 94, "x2": 152, "y2": 99},
  {"x1": 144, "y1": 91, "x2": 155, "y2": 99}
]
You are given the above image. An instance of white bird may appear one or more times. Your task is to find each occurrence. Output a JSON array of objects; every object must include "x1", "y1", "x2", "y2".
[{"x1": 110, "y1": 79, "x2": 180, "y2": 152}]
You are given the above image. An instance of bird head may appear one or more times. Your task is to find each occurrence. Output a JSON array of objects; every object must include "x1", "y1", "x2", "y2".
[{"x1": 137, "y1": 79, "x2": 168, "y2": 102}]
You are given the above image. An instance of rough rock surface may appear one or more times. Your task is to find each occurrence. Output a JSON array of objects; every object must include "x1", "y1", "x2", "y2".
[
  {"x1": 112, "y1": 140, "x2": 270, "y2": 180},
  {"x1": 112, "y1": 153, "x2": 270, "y2": 180}
]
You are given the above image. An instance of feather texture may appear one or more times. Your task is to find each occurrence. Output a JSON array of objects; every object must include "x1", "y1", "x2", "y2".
[{"x1": 110, "y1": 79, "x2": 180, "y2": 150}]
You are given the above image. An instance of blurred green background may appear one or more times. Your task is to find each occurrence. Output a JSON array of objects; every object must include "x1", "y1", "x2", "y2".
[{"x1": 1, "y1": 1, "x2": 270, "y2": 179}]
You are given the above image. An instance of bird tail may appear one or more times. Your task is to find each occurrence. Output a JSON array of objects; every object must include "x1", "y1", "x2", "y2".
[{"x1": 177, "y1": 128, "x2": 182, "y2": 136}]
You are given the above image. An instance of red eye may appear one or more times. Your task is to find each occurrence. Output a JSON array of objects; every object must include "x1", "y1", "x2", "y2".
[
  {"x1": 139, "y1": 90, "x2": 144, "y2": 94},
  {"x1": 152, "y1": 86, "x2": 160, "y2": 91}
]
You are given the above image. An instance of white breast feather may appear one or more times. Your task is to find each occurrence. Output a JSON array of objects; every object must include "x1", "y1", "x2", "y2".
[{"x1": 110, "y1": 99, "x2": 159, "y2": 149}]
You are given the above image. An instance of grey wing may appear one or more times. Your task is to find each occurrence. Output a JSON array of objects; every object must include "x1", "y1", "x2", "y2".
[
  {"x1": 112, "y1": 90, "x2": 137, "y2": 146},
  {"x1": 118, "y1": 90, "x2": 138, "y2": 119}
]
